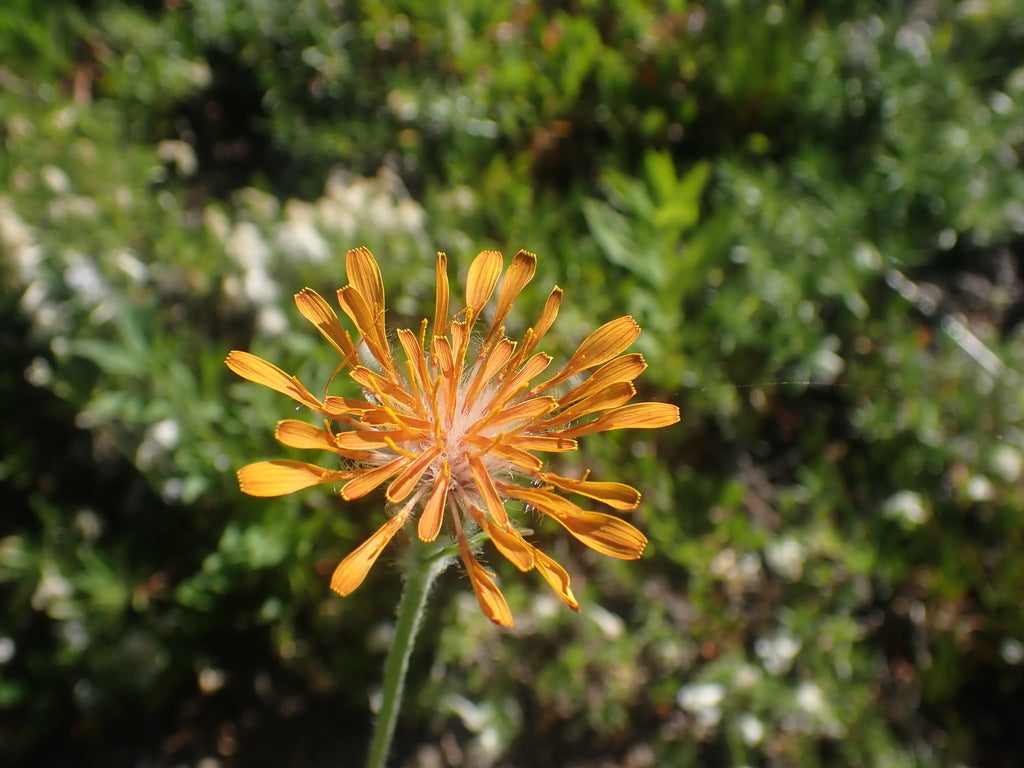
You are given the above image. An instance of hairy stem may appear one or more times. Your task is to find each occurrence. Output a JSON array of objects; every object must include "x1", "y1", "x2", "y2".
[{"x1": 365, "y1": 539, "x2": 453, "y2": 768}]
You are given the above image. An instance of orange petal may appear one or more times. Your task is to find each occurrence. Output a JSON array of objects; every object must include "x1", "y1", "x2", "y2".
[
  {"x1": 538, "y1": 381, "x2": 636, "y2": 429},
  {"x1": 456, "y1": 532, "x2": 513, "y2": 627},
  {"x1": 431, "y1": 335, "x2": 455, "y2": 376},
  {"x1": 505, "y1": 435, "x2": 578, "y2": 452},
  {"x1": 336, "y1": 285, "x2": 392, "y2": 372},
  {"x1": 275, "y1": 420, "x2": 374, "y2": 460},
  {"x1": 483, "y1": 519, "x2": 535, "y2": 572},
  {"x1": 465, "y1": 434, "x2": 543, "y2": 471},
  {"x1": 551, "y1": 508, "x2": 647, "y2": 560},
  {"x1": 478, "y1": 396, "x2": 558, "y2": 430},
  {"x1": 432, "y1": 335, "x2": 459, "y2": 419},
  {"x1": 469, "y1": 455, "x2": 509, "y2": 526},
  {"x1": 418, "y1": 460, "x2": 450, "y2": 542},
  {"x1": 559, "y1": 353, "x2": 647, "y2": 406},
  {"x1": 274, "y1": 419, "x2": 376, "y2": 459},
  {"x1": 396, "y1": 328, "x2": 432, "y2": 399},
  {"x1": 335, "y1": 284, "x2": 375, "y2": 341},
  {"x1": 518, "y1": 286, "x2": 563, "y2": 360},
  {"x1": 465, "y1": 337, "x2": 517, "y2": 403},
  {"x1": 484, "y1": 352, "x2": 553, "y2": 415},
  {"x1": 360, "y1": 407, "x2": 431, "y2": 431},
  {"x1": 502, "y1": 486, "x2": 647, "y2": 559},
  {"x1": 330, "y1": 513, "x2": 406, "y2": 595},
  {"x1": 559, "y1": 402, "x2": 680, "y2": 438},
  {"x1": 225, "y1": 351, "x2": 323, "y2": 411},
  {"x1": 434, "y1": 252, "x2": 450, "y2": 337},
  {"x1": 571, "y1": 315, "x2": 641, "y2": 368},
  {"x1": 539, "y1": 473, "x2": 642, "y2": 511},
  {"x1": 386, "y1": 444, "x2": 442, "y2": 503},
  {"x1": 341, "y1": 456, "x2": 411, "y2": 500},
  {"x1": 465, "y1": 250, "x2": 503, "y2": 321},
  {"x1": 531, "y1": 547, "x2": 579, "y2": 611},
  {"x1": 484, "y1": 250, "x2": 536, "y2": 346},
  {"x1": 346, "y1": 247, "x2": 386, "y2": 315},
  {"x1": 275, "y1": 419, "x2": 335, "y2": 450},
  {"x1": 322, "y1": 395, "x2": 374, "y2": 418},
  {"x1": 294, "y1": 288, "x2": 357, "y2": 361},
  {"x1": 337, "y1": 428, "x2": 421, "y2": 448},
  {"x1": 450, "y1": 318, "x2": 471, "y2": 372},
  {"x1": 237, "y1": 460, "x2": 350, "y2": 497},
  {"x1": 534, "y1": 315, "x2": 640, "y2": 394},
  {"x1": 512, "y1": 351, "x2": 554, "y2": 384},
  {"x1": 347, "y1": 366, "x2": 418, "y2": 410}
]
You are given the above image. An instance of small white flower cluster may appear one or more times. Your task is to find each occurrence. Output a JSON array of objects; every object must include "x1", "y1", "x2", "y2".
[
  {"x1": 755, "y1": 630, "x2": 802, "y2": 676},
  {"x1": 764, "y1": 536, "x2": 806, "y2": 580},
  {"x1": 709, "y1": 546, "x2": 764, "y2": 597},
  {"x1": 3, "y1": 145, "x2": 151, "y2": 357},
  {"x1": 677, "y1": 681, "x2": 726, "y2": 728},
  {"x1": 216, "y1": 167, "x2": 429, "y2": 337},
  {"x1": 136, "y1": 418, "x2": 182, "y2": 471},
  {"x1": 882, "y1": 489, "x2": 929, "y2": 528},
  {"x1": 675, "y1": 660, "x2": 846, "y2": 751}
]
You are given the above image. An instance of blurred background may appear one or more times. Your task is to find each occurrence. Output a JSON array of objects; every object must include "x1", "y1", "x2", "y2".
[{"x1": 3, "y1": 1, "x2": 1024, "y2": 766}]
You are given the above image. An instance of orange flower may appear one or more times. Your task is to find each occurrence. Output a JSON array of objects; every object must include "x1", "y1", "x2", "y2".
[{"x1": 226, "y1": 248, "x2": 679, "y2": 626}]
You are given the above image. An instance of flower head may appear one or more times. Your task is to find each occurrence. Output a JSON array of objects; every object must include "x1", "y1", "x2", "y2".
[{"x1": 227, "y1": 248, "x2": 679, "y2": 626}]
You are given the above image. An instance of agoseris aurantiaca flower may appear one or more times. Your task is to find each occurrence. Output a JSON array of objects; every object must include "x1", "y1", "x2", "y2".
[{"x1": 226, "y1": 247, "x2": 679, "y2": 626}]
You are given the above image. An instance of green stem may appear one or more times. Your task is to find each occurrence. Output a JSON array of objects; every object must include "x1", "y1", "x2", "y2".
[{"x1": 365, "y1": 539, "x2": 453, "y2": 768}]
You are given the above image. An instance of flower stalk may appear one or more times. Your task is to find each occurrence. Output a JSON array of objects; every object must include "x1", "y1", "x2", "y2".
[{"x1": 365, "y1": 536, "x2": 454, "y2": 768}]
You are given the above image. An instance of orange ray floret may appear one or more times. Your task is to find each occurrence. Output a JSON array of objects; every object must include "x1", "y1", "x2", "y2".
[
  {"x1": 468, "y1": 455, "x2": 511, "y2": 527},
  {"x1": 433, "y1": 252, "x2": 450, "y2": 337},
  {"x1": 531, "y1": 547, "x2": 579, "y2": 611},
  {"x1": 237, "y1": 460, "x2": 352, "y2": 497},
  {"x1": 517, "y1": 286, "x2": 562, "y2": 361},
  {"x1": 532, "y1": 315, "x2": 640, "y2": 393},
  {"x1": 226, "y1": 247, "x2": 678, "y2": 626},
  {"x1": 417, "y1": 460, "x2": 450, "y2": 543},
  {"x1": 535, "y1": 381, "x2": 637, "y2": 430},
  {"x1": 341, "y1": 456, "x2": 410, "y2": 501},
  {"x1": 483, "y1": 250, "x2": 536, "y2": 347},
  {"x1": 274, "y1": 420, "x2": 373, "y2": 461},
  {"x1": 455, "y1": 514, "x2": 513, "y2": 628},
  {"x1": 502, "y1": 485, "x2": 648, "y2": 559},
  {"x1": 556, "y1": 401, "x2": 682, "y2": 438},
  {"x1": 294, "y1": 288, "x2": 357, "y2": 362},
  {"x1": 559, "y1": 353, "x2": 647, "y2": 406},
  {"x1": 225, "y1": 351, "x2": 324, "y2": 412},
  {"x1": 465, "y1": 249, "x2": 503, "y2": 322},
  {"x1": 473, "y1": 513, "x2": 535, "y2": 572},
  {"x1": 346, "y1": 246, "x2": 386, "y2": 316},
  {"x1": 331, "y1": 513, "x2": 408, "y2": 596},
  {"x1": 386, "y1": 445, "x2": 442, "y2": 503},
  {"x1": 539, "y1": 472, "x2": 642, "y2": 511}
]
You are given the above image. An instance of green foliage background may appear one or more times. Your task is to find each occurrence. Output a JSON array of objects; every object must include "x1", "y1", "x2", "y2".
[{"x1": 3, "y1": 1, "x2": 1024, "y2": 766}]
